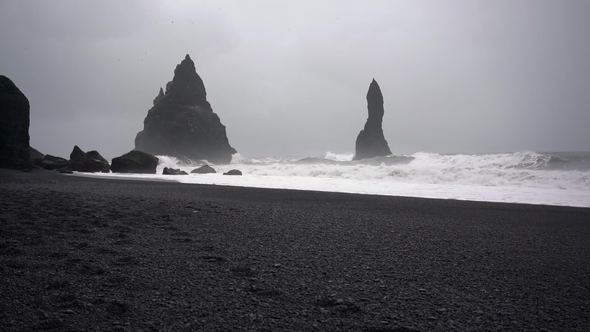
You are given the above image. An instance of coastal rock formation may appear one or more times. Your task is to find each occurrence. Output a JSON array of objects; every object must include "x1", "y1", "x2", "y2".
[
  {"x1": 29, "y1": 147, "x2": 44, "y2": 166},
  {"x1": 111, "y1": 150, "x2": 159, "y2": 174},
  {"x1": 353, "y1": 79, "x2": 392, "y2": 160},
  {"x1": 0, "y1": 75, "x2": 32, "y2": 169},
  {"x1": 40, "y1": 155, "x2": 69, "y2": 170},
  {"x1": 153, "y1": 87, "x2": 164, "y2": 106},
  {"x1": 163, "y1": 167, "x2": 188, "y2": 175},
  {"x1": 135, "y1": 54, "x2": 236, "y2": 164},
  {"x1": 223, "y1": 169, "x2": 242, "y2": 176},
  {"x1": 191, "y1": 165, "x2": 216, "y2": 174},
  {"x1": 69, "y1": 145, "x2": 110, "y2": 173}
]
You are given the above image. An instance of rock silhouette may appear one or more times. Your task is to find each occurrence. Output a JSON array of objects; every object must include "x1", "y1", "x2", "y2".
[
  {"x1": 135, "y1": 54, "x2": 236, "y2": 164},
  {"x1": 223, "y1": 169, "x2": 242, "y2": 176},
  {"x1": 162, "y1": 167, "x2": 188, "y2": 175},
  {"x1": 111, "y1": 150, "x2": 159, "y2": 174},
  {"x1": 40, "y1": 155, "x2": 69, "y2": 170},
  {"x1": 353, "y1": 79, "x2": 392, "y2": 160},
  {"x1": 0, "y1": 75, "x2": 32, "y2": 169},
  {"x1": 191, "y1": 165, "x2": 216, "y2": 174},
  {"x1": 29, "y1": 147, "x2": 44, "y2": 167},
  {"x1": 69, "y1": 145, "x2": 110, "y2": 173}
]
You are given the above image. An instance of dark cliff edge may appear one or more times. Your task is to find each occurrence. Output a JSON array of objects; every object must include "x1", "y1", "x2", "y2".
[{"x1": 0, "y1": 75, "x2": 32, "y2": 169}]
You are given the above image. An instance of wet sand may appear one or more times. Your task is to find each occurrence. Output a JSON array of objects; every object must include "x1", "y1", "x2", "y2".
[{"x1": 1, "y1": 168, "x2": 589, "y2": 331}]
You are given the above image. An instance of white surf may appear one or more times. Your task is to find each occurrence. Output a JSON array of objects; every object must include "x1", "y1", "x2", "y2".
[{"x1": 86, "y1": 151, "x2": 590, "y2": 208}]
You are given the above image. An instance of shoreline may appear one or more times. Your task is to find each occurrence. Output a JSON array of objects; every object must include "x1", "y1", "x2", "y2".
[
  {"x1": 1, "y1": 168, "x2": 590, "y2": 331},
  {"x1": 69, "y1": 169, "x2": 590, "y2": 209}
]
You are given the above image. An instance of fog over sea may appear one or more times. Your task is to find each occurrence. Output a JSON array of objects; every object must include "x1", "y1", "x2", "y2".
[{"x1": 87, "y1": 151, "x2": 590, "y2": 208}]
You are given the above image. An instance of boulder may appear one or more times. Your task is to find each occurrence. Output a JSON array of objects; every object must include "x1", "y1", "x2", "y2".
[
  {"x1": 353, "y1": 79, "x2": 392, "y2": 160},
  {"x1": 87, "y1": 151, "x2": 109, "y2": 164},
  {"x1": 191, "y1": 165, "x2": 216, "y2": 174},
  {"x1": 40, "y1": 154, "x2": 69, "y2": 170},
  {"x1": 69, "y1": 145, "x2": 110, "y2": 173},
  {"x1": 135, "y1": 54, "x2": 237, "y2": 164},
  {"x1": 111, "y1": 150, "x2": 159, "y2": 174},
  {"x1": 163, "y1": 167, "x2": 188, "y2": 175},
  {"x1": 223, "y1": 169, "x2": 242, "y2": 176},
  {"x1": 0, "y1": 75, "x2": 32, "y2": 169},
  {"x1": 70, "y1": 145, "x2": 86, "y2": 162}
]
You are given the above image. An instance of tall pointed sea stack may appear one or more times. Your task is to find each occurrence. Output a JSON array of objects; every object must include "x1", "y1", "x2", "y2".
[
  {"x1": 135, "y1": 54, "x2": 236, "y2": 164},
  {"x1": 353, "y1": 79, "x2": 392, "y2": 160}
]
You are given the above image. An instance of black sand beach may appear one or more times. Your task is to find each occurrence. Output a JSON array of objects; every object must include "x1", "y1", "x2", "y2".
[{"x1": 1, "y1": 169, "x2": 589, "y2": 331}]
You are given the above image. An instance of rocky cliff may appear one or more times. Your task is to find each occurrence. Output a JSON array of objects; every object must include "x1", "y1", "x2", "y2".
[
  {"x1": 0, "y1": 75, "x2": 32, "y2": 169},
  {"x1": 353, "y1": 79, "x2": 392, "y2": 160},
  {"x1": 135, "y1": 55, "x2": 236, "y2": 164}
]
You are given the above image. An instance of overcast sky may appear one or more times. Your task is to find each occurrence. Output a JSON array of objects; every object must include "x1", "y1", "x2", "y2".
[{"x1": 1, "y1": 0, "x2": 589, "y2": 159}]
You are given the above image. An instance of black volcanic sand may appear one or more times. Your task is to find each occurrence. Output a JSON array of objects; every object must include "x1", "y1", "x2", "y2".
[{"x1": 1, "y1": 169, "x2": 589, "y2": 331}]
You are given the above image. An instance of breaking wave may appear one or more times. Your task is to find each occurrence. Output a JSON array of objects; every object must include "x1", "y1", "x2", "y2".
[
  {"x1": 83, "y1": 151, "x2": 590, "y2": 207},
  {"x1": 154, "y1": 151, "x2": 590, "y2": 191}
]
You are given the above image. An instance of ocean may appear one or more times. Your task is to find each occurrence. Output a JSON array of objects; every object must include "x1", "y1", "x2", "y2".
[{"x1": 87, "y1": 151, "x2": 590, "y2": 208}]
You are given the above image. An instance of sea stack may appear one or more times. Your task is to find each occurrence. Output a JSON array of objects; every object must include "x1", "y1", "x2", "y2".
[
  {"x1": 135, "y1": 54, "x2": 236, "y2": 164},
  {"x1": 0, "y1": 75, "x2": 32, "y2": 169},
  {"x1": 353, "y1": 79, "x2": 392, "y2": 160}
]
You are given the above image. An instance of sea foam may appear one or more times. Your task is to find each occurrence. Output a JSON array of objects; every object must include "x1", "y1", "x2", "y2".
[{"x1": 84, "y1": 151, "x2": 590, "y2": 208}]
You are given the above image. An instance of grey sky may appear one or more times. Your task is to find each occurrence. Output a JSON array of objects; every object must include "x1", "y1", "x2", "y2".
[{"x1": 1, "y1": 0, "x2": 589, "y2": 159}]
